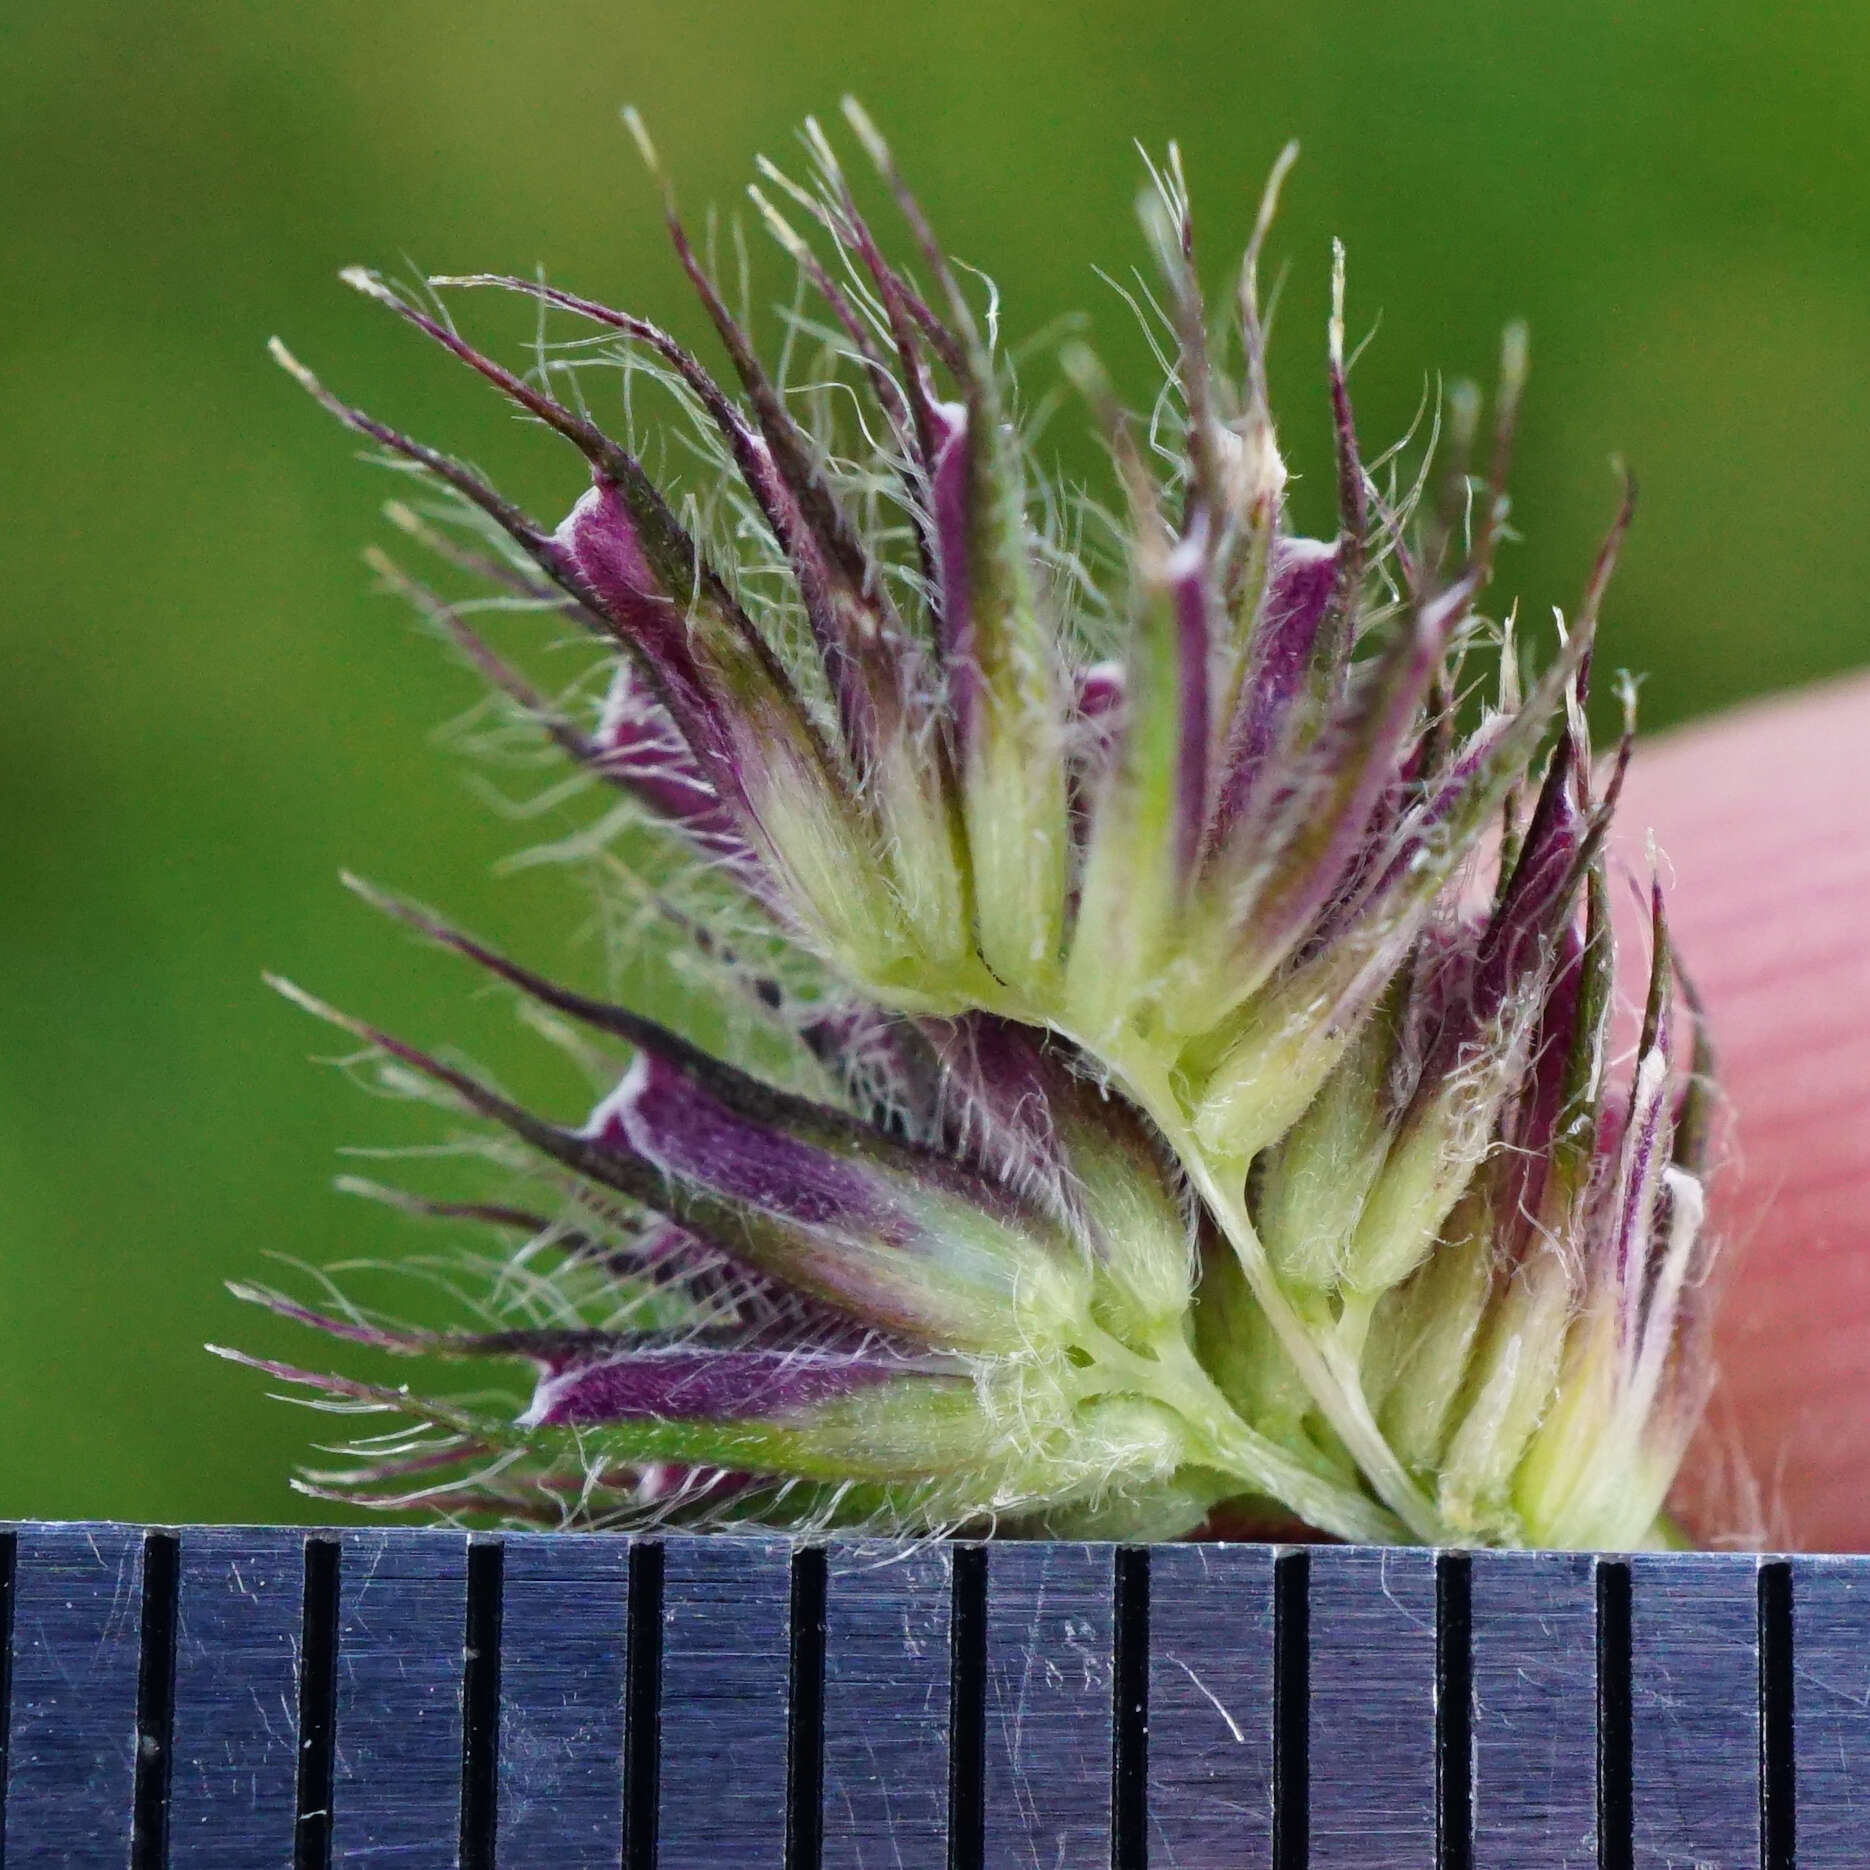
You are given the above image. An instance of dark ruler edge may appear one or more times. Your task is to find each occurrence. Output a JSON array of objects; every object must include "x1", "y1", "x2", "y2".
[
  {"x1": 1308, "y1": 1544, "x2": 1439, "y2": 1867},
  {"x1": 5, "y1": 1524, "x2": 147, "y2": 1867},
  {"x1": 327, "y1": 1527, "x2": 470, "y2": 1870},
  {"x1": 654, "y1": 1535, "x2": 793, "y2": 1870},
  {"x1": 0, "y1": 1526, "x2": 1861, "y2": 1869},
  {"x1": 1788, "y1": 1554, "x2": 1870, "y2": 1870},
  {"x1": 1629, "y1": 1551, "x2": 1763, "y2": 1870},
  {"x1": 980, "y1": 1538, "x2": 1117, "y2": 1870},
  {"x1": 166, "y1": 1526, "x2": 305, "y2": 1870},
  {"x1": 1466, "y1": 1548, "x2": 1597, "y2": 1870},
  {"x1": 494, "y1": 1531, "x2": 632, "y2": 1870},
  {"x1": 1146, "y1": 1540, "x2": 1277, "y2": 1870},
  {"x1": 819, "y1": 1539, "x2": 952, "y2": 1870}
]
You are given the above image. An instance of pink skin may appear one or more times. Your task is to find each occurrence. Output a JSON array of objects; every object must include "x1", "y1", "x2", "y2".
[{"x1": 1618, "y1": 674, "x2": 1870, "y2": 1552}]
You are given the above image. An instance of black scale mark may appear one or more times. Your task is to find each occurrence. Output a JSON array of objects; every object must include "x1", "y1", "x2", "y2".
[
  {"x1": 0, "y1": 1529, "x2": 16, "y2": 1869},
  {"x1": 1273, "y1": 1549, "x2": 1309, "y2": 1870},
  {"x1": 131, "y1": 1530, "x2": 179, "y2": 1870},
  {"x1": 947, "y1": 1544, "x2": 987, "y2": 1870},
  {"x1": 1436, "y1": 1551, "x2": 1472, "y2": 1870},
  {"x1": 625, "y1": 1539, "x2": 665, "y2": 1870},
  {"x1": 1758, "y1": 1559, "x2": 1795, "y2": 1870},
  {"x1": 460, "y1": 1540, "x2": 504, "y2": 1870},
  {"x1": 1596, "y1": 1559, "x2": 1633, "y2": 1870},
  {"x1": 787, "y1": 1545, "x2": 827, "y2": 1870},
  {"x1": 295, "y1": 1538, "x2": 340, "y2": 1870},
  {"x1": 1111, "y1": 1546, "x2": 1150, "y2": 1870}
]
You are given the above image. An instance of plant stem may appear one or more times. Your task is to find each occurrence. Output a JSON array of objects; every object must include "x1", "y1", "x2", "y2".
[
  {"x1": 1180, "y1": 1149, "x2": 1448, "y2": 1542},
  {"x1": 962, "y1": 991, "x2": 1451, "y2": 1543},
  {"x1": 1074, "y1": 1322, "x2": 1405, "y2": 1545}
]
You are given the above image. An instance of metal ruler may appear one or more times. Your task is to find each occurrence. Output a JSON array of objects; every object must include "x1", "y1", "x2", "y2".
[{"x1": 1, "y1": 1525, "x2": 1864, "y2": 1867}]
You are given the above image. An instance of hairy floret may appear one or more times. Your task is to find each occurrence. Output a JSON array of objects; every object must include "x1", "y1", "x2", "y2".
[{"x1": 229, "y1": 107, "x2": 1719, "y2": 1549}]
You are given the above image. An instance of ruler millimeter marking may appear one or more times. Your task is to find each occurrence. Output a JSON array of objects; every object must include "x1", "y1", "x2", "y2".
[{"x1": 0, "y1": 1525, "x2": 1847, "y2": 1868}]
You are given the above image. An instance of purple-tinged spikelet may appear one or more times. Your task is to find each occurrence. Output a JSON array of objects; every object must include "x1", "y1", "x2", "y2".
[{"x1": 228, "y1": 107, "x2": 1719, "y2": 1547}]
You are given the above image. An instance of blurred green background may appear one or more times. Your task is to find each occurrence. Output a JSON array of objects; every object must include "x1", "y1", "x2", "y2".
[{"x1": 3, "y1": 0, "x2": 1867, "y2": 1523}]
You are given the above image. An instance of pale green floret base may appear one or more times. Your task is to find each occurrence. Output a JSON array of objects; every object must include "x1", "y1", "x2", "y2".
[{"x1": 793, "y1": 948, "x2": 1682, "y2": 1553}]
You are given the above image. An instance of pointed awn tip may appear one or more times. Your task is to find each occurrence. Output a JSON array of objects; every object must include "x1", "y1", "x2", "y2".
[
  {"x1": 263, "y1": 971, "x2": 358, "y2": 1037},
  {"x1": 621, "y1": 105, "x2": 661, "y2": 177},
  {"x1": 266, "y1": 336, "x2": 317, "y2": 389},
  {"x1": 838, "y1": 96, "x2": 887, "y2": 164},
  {"x1": 338, "y1": 264, "x2": 393, "y2": 303}
]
